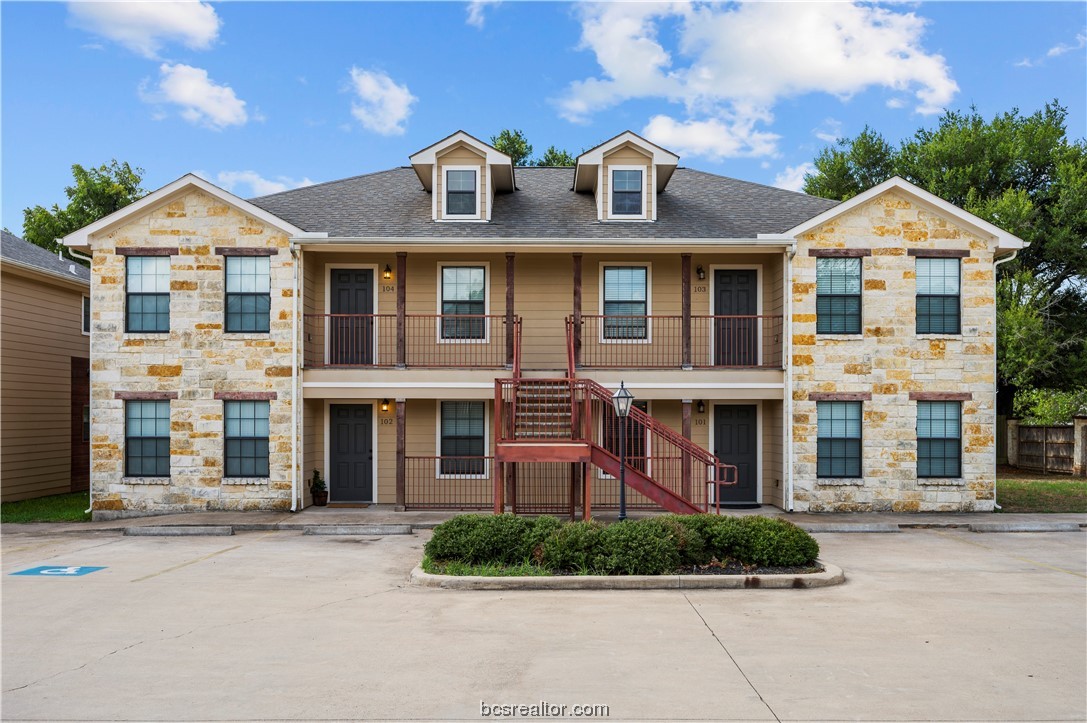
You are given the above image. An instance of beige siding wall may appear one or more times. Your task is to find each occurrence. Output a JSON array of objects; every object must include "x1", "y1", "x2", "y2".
[
  {"x1": 601, "y1": 144, "x2": 653, "y2": 219},
  {"x1": 792, "y1": 190, "x2": 999, "y2": 512},
  {"x1": 436, "y1": 143, "x2": 487, "y2": 219},
  {"x1": 763, "y1": 400, "x2": 784, "y2": 508},
  {"x1": 0, "y1": 270, "x2": 89, "y2": 501}
]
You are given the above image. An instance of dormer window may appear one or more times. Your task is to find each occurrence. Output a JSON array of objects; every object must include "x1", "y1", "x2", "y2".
[
  {"x1": 611, "y1": 168, "x2": 644, "y2": 217},
  {"x1": 445, "y1": 168, "x2": 479, "y2": 217}
]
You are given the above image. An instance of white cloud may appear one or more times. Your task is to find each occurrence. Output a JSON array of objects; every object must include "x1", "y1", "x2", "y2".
[
  {"x1": 68, "y1": 1, "x2": 220, "y2": 59},
  {"x1": 466, "y1": 1, "x2": 500, "y2": 29},
  {"x1": 773, "y1": 163, "x2": 816, "y2": 193},
  {"x1": 347, "y1": 67, "x2": 417, "y2": 136},
  {"x1": 215, "y1": 171, "x2": 314, "y2": 197},
  {"x1": 643, "y1": 111, "x2": 780, "y2": 162},
  {"x1": 1047, "y1": 32, "x2": 1086, "y2": 57},
  {"x1": 140, "y1": 63, "x2": 248, "y2": 130},
  {"x1": 558, "y1": 2, "x2": 957, "y2": 161},
  {"x1": 813, "y1": 118, "x2": 843, "y2": 143},
  {"x1": 886, "y1": 97, "x2": 907, "y2": 109}
]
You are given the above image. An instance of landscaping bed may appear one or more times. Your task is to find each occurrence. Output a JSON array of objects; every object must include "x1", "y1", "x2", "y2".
[{"x1": 422, "y1": 513, "x2": 823, "y2": 578}]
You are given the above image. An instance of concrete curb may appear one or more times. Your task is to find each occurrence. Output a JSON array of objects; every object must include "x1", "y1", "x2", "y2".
[
  {"x1": 123, "y1": 525, "x2": 234, "y2": 536},
  {"x1": 408, "y1": 561, "x2": 845, "y2": 590},
  {"x1": 801, "y1": 523, "x2": 901, "y2": 533},
  {"x1": 302, "y1": 524, "x2": 413, "y2": 536},
  {"x1": 968, "y1": 522, "x2": 1083, "y2": 533}
]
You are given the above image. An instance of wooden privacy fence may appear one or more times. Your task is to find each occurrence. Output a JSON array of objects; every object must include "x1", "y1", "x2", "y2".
[{"x1": 1015, "y1": 425, "x2": 1075, "y2": 474}]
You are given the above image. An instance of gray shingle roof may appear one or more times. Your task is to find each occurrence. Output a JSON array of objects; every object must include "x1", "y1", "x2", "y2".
[
  {"x1": 249, "y1": 166, "x2": 838, "y2": 239},
  {"x1": 1, "y1": 230, "x2": 90, "y2": 283}
]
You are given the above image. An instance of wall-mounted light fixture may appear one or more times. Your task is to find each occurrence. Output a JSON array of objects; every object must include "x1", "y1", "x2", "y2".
[
  {"x1": 696, "y1": 400, "x2": 705, "y2": 414},
  {"x1": 381, "y1": 399, "x2": 390, "y2": 413},
  {"x1": 383, "y1": 264, "x2": 393, "y2": 281},
  {"x1": 696, "y1": 265, "x2": 706, "y2": 280}
]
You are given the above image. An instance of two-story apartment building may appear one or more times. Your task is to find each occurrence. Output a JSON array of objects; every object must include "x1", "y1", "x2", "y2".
[{"x1": 63, "y1": 131, "x2": 1024, "y2": 519}]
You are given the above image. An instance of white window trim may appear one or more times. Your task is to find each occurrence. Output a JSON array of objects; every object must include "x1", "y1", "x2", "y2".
[
  {"x1": 436, "y1": 262, "x2": 491, "y2": 345},
  {"x1": 706, "y1": 264, "x2": 764, "y2": 367},
  {"x1": 599, "y1": 262, "x2": 652, "y2": 345},
  {"x1": 598, "y1": 400, "x2": 652, "y2": 480},
  {"x1": 322, "y1": 264, "x2": 381, "y2": 365},
  {"x1": 435, "y1": 399, "x2": 490, "y2": 480},
  {"x1": 441, "y1": 165, "x2": 482, "y2": 221},
  {"x1": 81, "y1": 295, "x2": 90, "y2": 336},
  {"x1": 322, "y1": 400, "x2": 379, "y2": 504},
  {"x1": 606, "y1": 165, "x2": 648, "y2": 221}
]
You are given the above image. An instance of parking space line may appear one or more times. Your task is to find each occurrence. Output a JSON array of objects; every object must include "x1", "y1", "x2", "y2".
[
  {"x1": 931, "y1": 530, "x2": 1086, "y2": 578},
  {"x1": 130, "y1": 545, "x2": 242, "y2": 582}
]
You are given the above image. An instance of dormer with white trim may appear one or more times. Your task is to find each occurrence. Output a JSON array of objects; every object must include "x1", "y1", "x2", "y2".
[
  {"x1": 573, "y1": 131, "x2": 679, "y2": 222},
  {"x1": 409, "y1": 131, "x2": 515, "y2": 222}
]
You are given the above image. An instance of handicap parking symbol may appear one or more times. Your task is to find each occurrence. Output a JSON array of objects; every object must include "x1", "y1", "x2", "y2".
[{"x1": 10, "y1": 566, "x2": 106, "y2": 576}]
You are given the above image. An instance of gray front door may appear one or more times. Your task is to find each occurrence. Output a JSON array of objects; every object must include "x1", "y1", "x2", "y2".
[
  {"x1": 330, "y1": 268, "x2": 374, "y2": 365},
  {"x1": 330, "y1": 404, "x2": 373, "y2": 502},
  {"x1": 714, "y1": 269, "x2": 758, "y2": 366},
  {"x1": 714, "y1": 404, "x2": 758, "y2": 504}
]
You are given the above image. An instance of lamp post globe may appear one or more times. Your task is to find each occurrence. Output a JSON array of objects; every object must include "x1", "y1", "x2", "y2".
[{"x1": 612, "y1": 382, "x2": 634, "y2": 521}]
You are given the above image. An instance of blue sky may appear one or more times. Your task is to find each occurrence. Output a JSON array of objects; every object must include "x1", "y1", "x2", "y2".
[{"x1": 2, "y1": 1, "x2": 1085, "y2": 237}]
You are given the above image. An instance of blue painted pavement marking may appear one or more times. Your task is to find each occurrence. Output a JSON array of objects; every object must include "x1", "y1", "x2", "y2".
[{"x1": 10, "y1": 566, "x2": 106, "y2": 577}]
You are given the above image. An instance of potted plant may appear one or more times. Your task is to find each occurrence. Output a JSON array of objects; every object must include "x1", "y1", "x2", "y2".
[{"x1": 309, "y1": 468, "x2": 328, "y2": 507}]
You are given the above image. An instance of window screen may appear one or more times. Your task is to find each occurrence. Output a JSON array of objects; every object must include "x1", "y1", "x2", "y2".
[
  {"x1": 224, "y1": 401, "x2": 270, "y2": 478},
  {"x1": 916, "y1": 258, "x2": 960, "y2": 334},
  {"x1": 917, "y1": 401, "x2": 961, "y2": 477},
  {"x1": 225, "y1": 256, "x2": 271, "y2": 333},
  {"x1": 125, "y1": 400, "x2": 170, "y2": 477},
  {"x1": 816, "y1": 258, "x2": 861, "y2": 334},
  {"x1": 126, "y1": 256, "x2": 170, "y2": 333},
  {"x1": 817, "y1": 401, "x2": 862, "y2": 478},
  {"x1": 440, "y1": 401, "x2": 485, "y2": 475},
  {"x1": 603, "y1": 266, "x2": 648, "y2": 339}
]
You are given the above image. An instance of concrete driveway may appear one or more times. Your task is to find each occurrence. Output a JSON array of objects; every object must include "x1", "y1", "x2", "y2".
[{"x1": 2, "y1": 525, "x2": 1084, "y2": 721}]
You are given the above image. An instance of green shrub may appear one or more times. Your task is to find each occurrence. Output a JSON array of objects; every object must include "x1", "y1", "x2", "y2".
[
  {"x1": 540, "y1": 520, "x2": 604, "y2": 572},
  {"x1": 425, "y1": 514, "x2": 534, "y2": 565},
  {"x1": 1014, "y1": 387, "x2": 1087, "y2": 425},
  {"x1": 659, "y1": 515, "x2": 709, "y2": 565},
  {"x1": 730, "y1": 516, "x2": 819, "y2": 567},
  {"x1": 594, "y1": 519, "x2": 680, "y2": 575},
  {"x1": 525, "y1": 515, "x2": 564, "y2": 561}
]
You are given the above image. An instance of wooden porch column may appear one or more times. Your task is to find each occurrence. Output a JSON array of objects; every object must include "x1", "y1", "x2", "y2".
[
  {"x1": 395, "y1": 398, "x2": 406, "y2": 510},
  {"x1": 681, "y1": 399, "x2": 693, "y2": 501},
  {"x1": 505, "y1": 252, "x2": 515, "y2": 369},
  {"x1": 572, "y1": 253, "x2": 583, "y2": 371},
  {"x1": 396, "y1": 252, "x2": 407, "y2": 368},
  {"x1": 681, "y1": 253, "x2": 692, "y2": 369}
]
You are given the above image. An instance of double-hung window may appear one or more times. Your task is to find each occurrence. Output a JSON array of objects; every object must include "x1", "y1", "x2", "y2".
[
  {"x1": 126, "y1": 256, "x2": 170, "y2": 332},
  {"x1": 817, "y1": 401, "x2": 862, "y2": 478},
  {"x1": 82, "y1": 296, "x2": 91, "y2": 334},
  {"x1": 224, "y1": 401, "x2": 270, "y2": 478},
  {"x1": 441, "y1": 266, "x2": 486, "y2": 340},
  {"x1": 125, "y1": 400, "x2": 170, "y2": 477},
  {"x1": 816, "y1": 258, "x2": 861, "y2": 334},
  {"x1": 916, "y1": 258, "x2": 960, "y2": 334},
  {"x1": 439, "y1": 401, "x2": 485, "y2": 475},
  {"x1": 225, "y1": 256, "x2": 271, "y2": 333},
  {"x1": 602, "y1": 265, "x2": 648, "y2": 340},
  {"x1": 610, "y1": 169, "x2": 644, "y2": 216},
  {"x1": 445, "y1": 169, "x2": 478, "y2": 217},
  {"x1": 917, "y1": 401, "x2": 961, "y2": 478}
]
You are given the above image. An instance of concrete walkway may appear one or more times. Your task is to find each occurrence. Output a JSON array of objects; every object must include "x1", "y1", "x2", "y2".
[{"x1": 10, "y1": 505, "x2": 1085, "y2": 535}]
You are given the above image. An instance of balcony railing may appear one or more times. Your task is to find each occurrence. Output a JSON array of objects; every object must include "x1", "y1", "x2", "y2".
[
  {"x1": 404, "y1": 456, "x2": 493, "y2": 510},
  {"x1": 567, "y1": 315, "x2": 783, "y2": 370},
  {"x1": 303, "y1": 314, "x2": 518, "y2": 368}
]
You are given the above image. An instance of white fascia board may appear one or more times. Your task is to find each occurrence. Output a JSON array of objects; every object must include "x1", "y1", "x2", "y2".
[
  {"x1": 62, "y1": 173, "x2": 308, "y2": 248},
  {"x1": 779, "y1": 176, "x2": 1027, "y2": 250},
  {"x1": 575, "y1": 130, "x2": 680, "y2": 166}
]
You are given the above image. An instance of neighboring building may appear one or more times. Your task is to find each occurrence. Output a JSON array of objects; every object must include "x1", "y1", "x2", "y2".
[
  {"x1": 62, "y1": 131, "x2": 1025, "y2": 518},
  {"x1": 1, "y1": 230, "x2": 91, "y2": 501}
]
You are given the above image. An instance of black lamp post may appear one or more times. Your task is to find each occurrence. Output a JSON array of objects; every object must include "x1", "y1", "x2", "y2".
[{"x1": 612, "y1": 381, "x2": 634, "y2": 521}]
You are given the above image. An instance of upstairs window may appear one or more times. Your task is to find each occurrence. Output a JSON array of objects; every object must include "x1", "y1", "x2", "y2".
[
  {"x1": 610, "y1": 168, "x2": 644, "y2": 217},
  {"x1": 917, "y1": 401, "x2": 961, "y2": 478},
  {"x1": 817, "y1": 401, "x2": 862, "y2": 478},
  {"x1": 602, "y1": 265, "x2": 648, "y2": 340},
  {"x1": 444, "y1": 168, "x2": 478, "y2": 217},
  {"x1": 126, "y1": 256, "x2": 170, "y2": 333},
  {"x1": 225, "y1": 256, "x2": 271, "y2": 333},
  {"x1": 816, "y1": 258, "x2": 861, "y2": 334},
  {"x1": 440, "y1": 401, "x2": 486, "y2": 476},
  {"x1": 916, "y1": 258, "x2": 961, "y2": 334},
  {"x1": 441, "y1": 266, "x2": 486, "y2": 339}
]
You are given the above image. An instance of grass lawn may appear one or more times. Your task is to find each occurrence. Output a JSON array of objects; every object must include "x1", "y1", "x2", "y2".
[
  {"x1": 997, "y1": 466, "x2": 1087, "y2": 513},
  {"x1": 1, "y1": 492, "x2": 91, "y2": 523}
]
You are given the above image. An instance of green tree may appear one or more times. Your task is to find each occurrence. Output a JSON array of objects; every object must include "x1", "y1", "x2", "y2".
[
  {"x1": 535, "y1": 145, "x2": 576, "y2": 167},
  {"x1": 803, "y1": 126, "x2": 895, "y2": 201},
  {"x1": 490, "y1": 129, "x2": 533, "y2": 166},
  {"x1": 23, "y1": 160, "x2": 146, "y2": 261}
]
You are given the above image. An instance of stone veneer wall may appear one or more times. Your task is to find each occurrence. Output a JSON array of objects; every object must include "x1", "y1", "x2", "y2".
[
  {"x1": 89, "y1": 190, "x2": 296, "y2": 517},
  {"x1": 791, "y1": 190, "x2": 997, "y2": 512}
]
